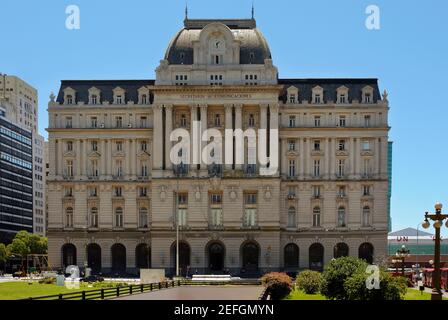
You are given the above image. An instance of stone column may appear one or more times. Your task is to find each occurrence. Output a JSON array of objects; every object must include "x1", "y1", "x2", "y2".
[
  {"x1": 200, "y1": 104, "x2": 208, "y2": 171},
  {"x1": 325, "y1": 138, "x2": 330, "y2": 179},
  {"x1": 126, "y1": 140, "x2": 131, "y2": 177},
  {"x1": 234, "y1": 104, "x2": 243, "y2": 170},
  {"x1": 224, "y1": 104, "x2": 233, "y2": 171},
  {"x1": 355, "y1": 138, "x2": 361, "y2": 177},
  {"x1": 49, "y1": 140, "x2": 57, "y2": 178},
  {"x1": 164, "y1": 104, "x2": 173, "y2": 171},
  {"x1": 349, "y1": 138, "x2": 355, "y2": 178},
  {"x1": 101, "y1": 140, "x2": 106, "y2": 178},
  {"x1": 299, "y1": 138, "x2": 304, "y2": 179},
  {"x1": 75, "y1": 140, "x2": 81, "y2": 178},
  {"x1": 57, "y1": 140, "x2": 63, "y2": 176},
  {"x1": 190, "y1": 105, "x2": 198, "y2": 172},
  {"x1": 82, "y1": 140, "x2": 87, "y2": 176},
  {"x1": 153, "y1": 104, "x2": 163, "y2": 171}
]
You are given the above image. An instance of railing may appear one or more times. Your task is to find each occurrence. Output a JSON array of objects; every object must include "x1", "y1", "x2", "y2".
[{"x1": 23, "y1": 280, "x2": 182, "y2": 301}]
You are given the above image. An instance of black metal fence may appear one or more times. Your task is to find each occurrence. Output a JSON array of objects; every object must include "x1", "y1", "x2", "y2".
[{"x1": 24, "y1": 280, "x2": 182, "y2": 300}]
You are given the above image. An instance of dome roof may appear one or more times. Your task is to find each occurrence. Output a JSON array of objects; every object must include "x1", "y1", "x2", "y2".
[{"x1": 164, "y1": 19, "x2": 272, "y2": 65}]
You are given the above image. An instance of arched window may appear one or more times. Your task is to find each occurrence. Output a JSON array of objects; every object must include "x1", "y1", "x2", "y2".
[
  {"x1": 287, "y1": 207, "x2": 296, "y2": 228},
  {"x1": 337, "y1": 206, "x2": 346, "y2": 227},
  {"x1": 284, "y1": 243, "x2": 299, "y2": 268},
  {"x1": 135, "y1": 243, "x2": 151, "y2": 269},
  {"x1": 90, "y1": 207, "x2": 98, "y2": 228},
  {"x1": 334, "y1": 242, "x2": 349, "y2": 258},
  {"x1": 359, "y1": 242, "x2": 374, "y2": 264},
  {"x1": 111, "y1": 243, "x2": 126, "y2": 274},
  {"x1": 139, "y1": 208, "x2": 148, "y2": 228},
  {"x1": 65, "y1": 207, "x2": 73, "y2": 228},
  {"x1": 362, "y1": 206, "x2": 371, "y2": 227},
  {"x1": 309, "y1": 243, "x2": 324, "y2": 271},
  {"x1": 87, "y1": 243, "x2": 101, "y2": 274},
  {"x1": 114, "y1": 207, "x2": 123, "y2": 228},
  {"x1": 62, "y1": 243, "x2": 77, "y2": 267},
  {"x1": 312, "y1": 207, "x2": 321, "y2": 227}
]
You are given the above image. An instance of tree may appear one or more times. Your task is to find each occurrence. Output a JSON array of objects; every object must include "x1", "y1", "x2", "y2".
[
  {"x1": 320, "y1": 256, "x2": 368, "y2": 300},
  {"x1": 7, "y1": 239, "x2": 30, "y2": 258},
  {"x1": 0, "y1": 243, "x2": 9, "y2": 271},
  {"x1": 29, "y1": 235, "x2": 47, "y2": 254}
]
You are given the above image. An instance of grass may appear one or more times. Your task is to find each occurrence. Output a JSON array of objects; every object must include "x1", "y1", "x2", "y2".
[
  {"x1": 0, "y1": 281, "x2": 122, "y2": 300},
  {"x1": 285, "y1": 288, "x2": 448, "y2": 301}
]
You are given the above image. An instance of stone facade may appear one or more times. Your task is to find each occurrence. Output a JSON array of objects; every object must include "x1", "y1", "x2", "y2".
[{"x1": 46, "y1": 18, "x2": 390, "y2": 276}]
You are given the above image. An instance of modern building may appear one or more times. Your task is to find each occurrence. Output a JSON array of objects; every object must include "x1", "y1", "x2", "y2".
[
  {"x1": 0, "y1": 73, "x2": 46, "y2": 236},
  {"x1": 47, "y1": 16, "x2": 391, "y2": 276},
  {"x1": 388, "y1": 227, "x2": 448, "y2": 269},
  {"x1": 0, "y1": 104, "x2": 34, "y2": 243}
]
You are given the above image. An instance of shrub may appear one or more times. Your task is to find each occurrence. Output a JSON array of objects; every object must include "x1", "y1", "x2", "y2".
[
  {"x1": 296, "y1": 270, "x2": 322, "y2": 294},
  {"x1": 344, "y1": 271, "x2": 407, "y2": 300},
  {"x1": 261, "y1": 272, "x2": 293, "y2": 300},
  {"x1": 320, "y1": 257, "x2": 368, "y2": 300}
]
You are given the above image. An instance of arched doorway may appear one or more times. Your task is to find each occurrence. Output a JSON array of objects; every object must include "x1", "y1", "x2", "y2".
[
  {"x1": 136, "y1": 243, "x2": 151, "y2": 269},
  {"x1": 62, "y1": 243, "x2": 77, "y2": 268},
  {"x1": 333, "y1": 242, "x2": 349, "y2": 258},
  {"x1": 111, "y1": 243, "x2": 126, "y2": 275},
  {"x1": 284, "y1": 243, "x2": 299, "y2": 269},
  {"x1": 309, "y1": 243, "x2": 324, "y2": 271},
  {"x1": 208, "y1": 242, "x2": 225, "y2": 272},
  {"x1": 241, "y1": 242, "x2": 259, "y2": 274},
  {"x1": 171, "y1": 241, "x2": 191, "y2": 277},
  {"x1": 87, "y1": 243, "x2": 102, "y2": 274},
  {"x1": 358, "y1": 242, "x2": 374, "y2": 264}
]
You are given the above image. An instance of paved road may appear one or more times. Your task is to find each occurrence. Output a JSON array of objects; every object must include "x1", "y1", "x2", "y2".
[{"x1": 114, "y1": 285, "x2": 264, "y2": 300}]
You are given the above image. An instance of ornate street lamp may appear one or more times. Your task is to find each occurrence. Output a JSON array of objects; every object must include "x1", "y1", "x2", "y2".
[
  {"x1": 395, "y1": 245, "x2": 410, "y2": 276},
  {"x1": 422, "y1": 202, "x2": 448, "y2": 300}
]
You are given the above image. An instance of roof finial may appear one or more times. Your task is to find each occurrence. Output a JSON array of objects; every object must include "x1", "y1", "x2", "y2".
[
  {"x1": 185, "y1": 1, "x2": 188, "y2": 20},
  {"x1": 251, "y1": 1, "x2": 255, "y2": 19}
]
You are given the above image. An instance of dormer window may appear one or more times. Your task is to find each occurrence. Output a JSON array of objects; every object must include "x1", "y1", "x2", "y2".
[
  {"x1": 141, "y1": 95, "x2": 147, "y2": 104},
  {"x1": 314, "y1": 94, "x2": 321, "y2": 104},
  {"x1": 289, "y1": 94, "x2": 296, "y2": 104},
  {"x1": 339, "y1": 94, "x2": 346, "y2": 103},
  {"x1": 116, "y1": 95, "x2": 123, "y2": 104},
  {"x1": 66, "y1": 95, "x2": 73, "y2": 105},
  {"x1": 337, "y1": 86, "x2": 349, "y2": 104},
  {"x1": 312, "y1": 86, "x2": 324, "y2": 104},
  {"x1": 287, "y1": 86, "x2": 299, "y2": 104},
  {"x1": 63, "y1": 87, "x2": 76, "y2": 105},
  {"x1": 362, "y1": 86, "x2": 374, "y2": 104},
  {"x1": 113, "y1": 87, "x2": 126, "y2": 104},
  {"x1": 138, "y1": 86, "x2": 150, "y2": 104}
]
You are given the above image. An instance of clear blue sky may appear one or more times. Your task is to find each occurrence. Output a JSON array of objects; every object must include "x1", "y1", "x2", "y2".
[{"x1": 1, "y1": 0, "x2": 447, "y2": 236}]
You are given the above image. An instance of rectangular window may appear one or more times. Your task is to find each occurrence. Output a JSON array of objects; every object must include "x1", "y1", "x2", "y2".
[
  {"x1": 313, "y1": 160, "x2": 320, "y2": 177},
  {"x1": 288, "y1": 140, "x2": 296, "y2": 151},
  {"x1": 362, "y1": 140, "x2": 371, "y2": 151},
  {"x1": 114, "y1": 186, "x2": 122, "y2": 197},
  {"x1": 338, "y1": 139, "x2": 346, "y2": 151},
  {"x1": 91, "y1": 141, "x2": 98, "y2": 152},
  {"x1": 289, "y1": 94, "x2": 296, "y2": 104},
  {"x1": 288, "y1": 160, "x2": 296, "y2": 177},
  {"x1": 245, "y1": 193, "x2": 257, "y2": 205},
  {"x1": 314, "y1": 116, "x2": 321, "y2": 127},
  {"x1": 289, "y1": 115, "x2": 296, "y2": 128},
  {"x1": 140, "y1": 116, "x2": 148, "y2": 128},
  {"x1": 116, "y1": 116, "x2": 123, "y2": 128},
  {"x1": 116, "y1": 141, "x2": 123, "y2": 151},
  {"x1": 66, "y1": 141, "x2": 73, "y2": 152},
  {"x1": 65, "y1": 117, "x2": 72, "y2": 128},
  {"x1": 313, "y1": 185, "x2": 321, "y2": 198},
  {"x1": 91, "y1": 117, "x2": 98, "y2": 128},
  {"x1": 338, "y1": 159, "x2": 345, "y2": 176},
  {"x1": 339, "y1": 116, "x2": 346, "y2": 127},
  {"x1": 363, "y1": 185, "x2": 371, "y2": 196},
  {"x1": 314, "y1": 140, "x2": 321, "y2": 151},
  {"x1": 364, "y1": 115, "x2": 371, "y2": 127}
]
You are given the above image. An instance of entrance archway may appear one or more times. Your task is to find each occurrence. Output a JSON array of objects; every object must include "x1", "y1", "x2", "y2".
[
  {"x1": 358, "y1": 242, "x2": 374, "y2": 264},
  {"x1": 171, "y1": 241, "x2": 191, "y2": 277},
  {"x1": 334, "y1": 243, "x2": 349, "y2": 258},
  {"x1": 87, "y1": 243, "x2": 102, "y2": 274},
  {"x1": 208, "y1": 242, "x2": 225, "y2": 272},
  {"x1": 111, "y1": 243, "x2": 126, "y2": 275},
  {"x1": 284, "y1": 243, "x2": 299, "y2": 269},
  {"x1": 136, "y1": 243, "x2": 151, "y2": 269},
  {"x1": 62, "y1": 243, "x2": 77, "y2": 268},
  {"x1": 241, "y1": 242, "x2": 259, "y2": 273},
  {"x1": 309, "y1": 243, "x2": 324, "y2": 271}
]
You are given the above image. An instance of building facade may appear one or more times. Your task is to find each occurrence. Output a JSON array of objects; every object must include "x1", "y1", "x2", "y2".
[
  {"x1": 47, "y1": 18, "x2": 391, "y2": 276},
  {"x1": 0, "y1": 105, "x2": 34, "y2": 243},
  {"x1": 0, "y1": 74, "x2": 46, "y2": 236}
]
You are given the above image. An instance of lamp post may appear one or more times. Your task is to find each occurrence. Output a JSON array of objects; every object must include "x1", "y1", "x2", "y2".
[
  {"x1": 422, "y1": 202, "x2": 448, "y2": 301},
  {"x1": 395, "y1": 245, "x2": 410, "y2": 276}
]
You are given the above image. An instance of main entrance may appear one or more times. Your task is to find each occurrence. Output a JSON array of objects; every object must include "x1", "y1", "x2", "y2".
[{"x1": 208, "y1": 242, "x2": 225, "y2": 272}]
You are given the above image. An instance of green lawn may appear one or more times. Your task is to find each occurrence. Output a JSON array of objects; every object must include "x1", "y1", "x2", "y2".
[
  {"x1": 0, "y1": 281, "x2": 121, "y2": 300},
  {"x1": 285, "y1": 289, "x2": 448, "y2": 301}
]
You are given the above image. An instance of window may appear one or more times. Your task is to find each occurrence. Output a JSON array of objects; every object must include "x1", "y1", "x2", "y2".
[
  {"x1": 89, "y1": 187, "x2": 98, "y2": 197},
  {"x1": 214, "y1": 114, "x2": 221, "y2": 127},
  {"x1": 90, "y1": 117, "x2": 98, "y2": 128},
  {"x1": 362, "y1": 206, "x2": 371, "y2": 227},
  {"x1": 210, "y1": 74, "x2": 223, "y2": 86},
  {"x1": 177, "y1": 208, "x2": 187, "y2": 226},
  {"x1": 363, "y1": 158, "x2": 371, "y2": 176},
  {"x1": 114, "y1": 207, "x2": 123, "y2": 228},
  {"x1": 314, "y1": 116, "x2": 321, "y2": 127},
  {"x1": 176, "y1": 193, "x2": 188, "y2": 227},
  {"x1": 313, "y1": 185, "x2": 321, "y2": 198},
  {"x1": 338, "y1": 207, "x2": 346, "y2": 227},
  {"x1": 245, "y1": 193, "x2": 257, "y2": 205},
  {"x1": 116, "y1": 160, "x2": 123, "y2": 177},
  {"x1": 339, "y1": 116, "x2": 346, "y2": 127},
  {"x1": 338, "y1": 159, "x2": 345, "y2": 177},
  {"x1": 90, "y1": 160, "x2": 98, "y2": 176},
  {"x1": 180, "y1": 114, "x2": 187, "y2": 127},
  {"x1": 65, "y1": 207, "x2": 73, "y2": 228},
  {"x1": 114, "y1": 186, "x2": 122, "y2": 197},
  {"x1": 139, "y1": 208, "x2": 148, "y2": 228},
  {"x1": 66, "y1": 160, "x2": 73, "y2": 177},
  {"x1": 178, "y1": 193, "x2": 188, "y2": 205},
  {"x1": 364, "y1": 93, "x2": 372, "y2": 103},
  {"x1": 91, "y1": 141, "x2": 98, "y2": 152},
  {"x1": 210, "y1": 193, "x2": 222, "y2": 204},
  {"x1": 288, "y1": 160, "x2": 296, "y2": 177},
  {"x1": 141, "y1": 94, "x2": 147, "y2": 104},
  {"x1": 90, "y1": 208, "x2": 98, "y2": 228},
  {"x1": 115, "y1": 116, "x2": 123, "y2": 128},
  {"x1": 338, "y1": 139, "x2": 346, "y2": 151},
  {"x1": 337, "y1": 186, "x2": 346, "y2": 197},
  {"x1": 339, "y1": 94, "x2": 346, "y2": 104},
  {"x1": 314, "y1": 140, "x2": 320, "y2": 151},
  {"x1": 288, "y1": 140, "x2": 296, "y2": 151},
  {"x1": 140, "y1": 162, "x2": 148, "y2": 177},
  {"x1": 139, "y1": 187, "x2": 147, "y2": 197},
  {"x1": 313, "y1": 160, "x2": 320, "y2": 177},
  {"x1": 288, "y1": 207, "x2": 296, "y2": 228},
  {"x1": 363, "y1": 185, "x2": 371, "y2": 196},
  {"x1": 116, "y1": 95, "x2": 123, "y2": 104},
  {"x1": 364, "y1": 115, "x2": 371, "y2": 127},
  {"x1": 210, "y1": 193, "x2": 223, "y2": 227},
  {"x1": 66, "y1": 141, "x2": 73, "y2": 152},
  {"x1": 116, "y1": 141, "x2": 123, "y2": 152},
  {"x1": 289, "y1": 115, "x2": 296, "y2": 128},
  {"x1": 314, "y1": 94, "x2": 321, "y2": 104},
  {"x1": 65, "y1": 117, "x2": 73, "y2": 128},
  {"x1": 244, "y1": 192, "x2": 257, "y2": 227},
  {"x1": 140, "y1": 141, "x2": 147, "y2": 152},
  {"x1": 312, "y1": 207, "x2": 321, "y2": 227},
  {"x1": 140, "y1": 116, "x2": 148, "y2": 128},
  {"x1": 289, "y1": 94, "x2": 296, "y2": 104},
  {"x1": 91, "y1": 95, "x2": 98, "y2": 105},
  {"x1": 66, "y1": 95, "x2": 73, "y2": 105},
  {"x1": 248, "y1": 114, "x2": 255, "y2": 127},
  {"x1": 65, "y1": 187, "x2": 73, "y2": 197},
  {"x1": 362, "y1": 140, "x2": 371, "y2": 151}
]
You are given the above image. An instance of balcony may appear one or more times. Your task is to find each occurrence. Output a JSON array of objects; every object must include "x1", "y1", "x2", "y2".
[{"x1": 173, "y1": 164, "x2": 189, "y2": 177}]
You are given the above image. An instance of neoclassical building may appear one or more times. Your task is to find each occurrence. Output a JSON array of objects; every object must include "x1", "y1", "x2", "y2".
[{"x1": 47, "y1": 17, "x2": 391, "y2": 276}]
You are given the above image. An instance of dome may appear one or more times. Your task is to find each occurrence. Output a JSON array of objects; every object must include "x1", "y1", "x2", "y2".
[{"x1": 164, "y1": 19, "x2": 272, "y2": 65}]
